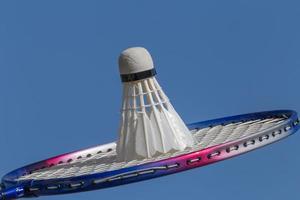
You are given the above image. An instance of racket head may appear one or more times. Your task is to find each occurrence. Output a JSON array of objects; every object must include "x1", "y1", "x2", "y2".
[{"x1": 1, "y1": 110, "x2": 299, "y2": 199}]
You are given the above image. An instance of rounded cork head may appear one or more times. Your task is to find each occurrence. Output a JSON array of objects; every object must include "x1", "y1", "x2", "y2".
[{"x1": 118, "y1": 47, "x2": 154, "y2": 75}]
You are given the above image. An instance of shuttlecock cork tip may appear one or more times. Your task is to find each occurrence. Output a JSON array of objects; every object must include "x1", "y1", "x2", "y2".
[{"x1": 119, "y1": 47, "x2": 156, "y2": 82}]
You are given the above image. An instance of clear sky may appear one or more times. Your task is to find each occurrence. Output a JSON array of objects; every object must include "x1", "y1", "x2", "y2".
[{"x1": 1, "y1": 1, "x2": 300, "y2": 200}]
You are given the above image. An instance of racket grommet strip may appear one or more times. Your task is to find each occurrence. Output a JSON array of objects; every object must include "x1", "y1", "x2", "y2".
[
  {"x1": 122, "y1": 173, "x2": 138, "y2": 179},
  {"x1": 69, "y1": 182, "x2": 84, "y2": 188},
  {"x1": 138, "y1": 169, "x2": 155, "y2": 175},
  {"x1": 86, "y1": 154, "x2": 92, "y2": 158},
  {"x1": 166, "y1": 163, "x2": 180, "y2": 169},
  {"x1": 259, "y1": 135, "x2": 269, "y2": 142},
  {"x1": 207, "y1": 151, "x2": 221, "y2": 159},
  {"x1": 272, "y1": 129, "x2": 282, "y2": 137},
  {"x1": 284, "y1": 125, "x2": 292, "y2": 132},
  {"x1": 28, "y1": 187, "x2": 40, "y2": 192},
  {"x1": 226, "y1": 145, "x2": 239, "y2": 153},
  {"x1": 243, "y1": 140, "x2": 255, "y2": 147},
  {"x1": 187, "y1": 157, "x2": 201, "y2": 165},
  {"x1": 46, "y1": 185, "x2": 60, "y2": 190},
  {"x1": 107, "y1": 148, "x2": 113, "y2": 152}
]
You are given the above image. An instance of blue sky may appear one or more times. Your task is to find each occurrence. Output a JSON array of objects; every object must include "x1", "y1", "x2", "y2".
[{"x1": 0, "y1": 1, "x2": 300, "y2": 199}]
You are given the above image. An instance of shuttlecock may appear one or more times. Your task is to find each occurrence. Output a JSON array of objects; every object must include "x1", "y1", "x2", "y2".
[{"x1": 116, "y1": 47, "x2": 195, "y2": 162}]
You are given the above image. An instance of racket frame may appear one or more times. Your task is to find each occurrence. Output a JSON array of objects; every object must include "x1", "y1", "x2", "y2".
[{"x1": 1, "y1": 110, "x2": 299, "y2": 199}]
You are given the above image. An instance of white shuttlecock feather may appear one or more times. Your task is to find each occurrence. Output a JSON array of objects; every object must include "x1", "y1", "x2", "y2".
[{"x1": 116, "y1": 47, "x2": 195, "y2": 162}]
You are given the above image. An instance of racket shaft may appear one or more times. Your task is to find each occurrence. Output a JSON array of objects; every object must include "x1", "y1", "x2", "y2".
[{"x1": 0, "y1": 187, "x2": 24, "y2": 200}]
